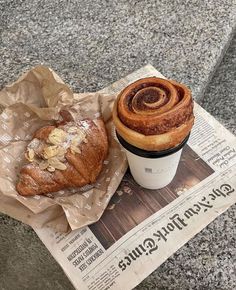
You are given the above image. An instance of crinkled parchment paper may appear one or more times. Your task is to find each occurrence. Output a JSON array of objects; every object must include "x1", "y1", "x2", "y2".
[{"x1": 0, "y1": 66, "x2": 127, "y2": 231}]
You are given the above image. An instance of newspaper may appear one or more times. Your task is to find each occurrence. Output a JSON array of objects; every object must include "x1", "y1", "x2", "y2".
[{"x1": 35, "y1": 65, "x2": 236, "y2": 290}]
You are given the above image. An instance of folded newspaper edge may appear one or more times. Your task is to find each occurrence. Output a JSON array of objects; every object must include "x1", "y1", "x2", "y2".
[{"x1": 35, "y1": 65, "x2": 236, "y2": 290}]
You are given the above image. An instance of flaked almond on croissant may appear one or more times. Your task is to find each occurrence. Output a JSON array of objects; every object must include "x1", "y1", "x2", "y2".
[
  {"x1": 16, "y1": 117, "x2": 108, "y2": 196},
  {"x1": 113, "y1": 77, "x2": 194, "y2": 151}
]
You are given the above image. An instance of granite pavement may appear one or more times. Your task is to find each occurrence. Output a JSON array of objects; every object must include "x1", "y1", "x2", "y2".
[
  {"x1": 136, "y1": 33, "x2": 236, "y2": 290},
  {"x1": 0, "y1": 1, "x2": 236, "y2": 289},
  {"x1": 0, "y1": 0, "x2": 236, "y2": 99}
]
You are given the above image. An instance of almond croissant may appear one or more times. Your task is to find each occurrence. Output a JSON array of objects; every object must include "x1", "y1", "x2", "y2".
[{"x1": 16, "y1": 118, "x2": 108, "y2": 196}]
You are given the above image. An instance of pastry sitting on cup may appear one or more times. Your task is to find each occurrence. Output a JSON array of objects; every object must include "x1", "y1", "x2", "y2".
[
  {"x1": 113, "y1": 77, "x2": 194, "y2": 189},
  {"x1": 16, "y1": 115, "x2": 108, "y2": 196}
]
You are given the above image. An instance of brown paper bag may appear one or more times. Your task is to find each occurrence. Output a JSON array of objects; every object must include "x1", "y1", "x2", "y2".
[{"x1": 0, "y1": 66, "x2": 127, "y2": 231}]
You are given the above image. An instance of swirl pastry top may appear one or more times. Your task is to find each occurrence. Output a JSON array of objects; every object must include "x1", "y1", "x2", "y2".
[{"x1": 113, "y1": 77, "x2": 194, "y2": 151}]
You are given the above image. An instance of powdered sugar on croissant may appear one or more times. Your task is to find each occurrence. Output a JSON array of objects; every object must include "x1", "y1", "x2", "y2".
[{"x1": 17, "y1": 118, "x2": 108, "y2": 196}]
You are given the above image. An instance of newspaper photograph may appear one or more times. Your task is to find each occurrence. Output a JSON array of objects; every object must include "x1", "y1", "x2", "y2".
[{"x1": 34, "y1": 65, "x2": 236, "y2": 290}]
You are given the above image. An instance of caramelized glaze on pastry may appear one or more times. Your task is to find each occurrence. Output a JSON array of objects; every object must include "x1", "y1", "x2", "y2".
[{"x1": 113, "y1": 77, "x2": 194, "y2": 151}]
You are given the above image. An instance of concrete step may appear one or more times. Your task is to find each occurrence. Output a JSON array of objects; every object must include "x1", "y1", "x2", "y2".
[
  {"x1": 137, "y1": 32, "x2": 236, "y2": 290},
  {"x1": 0, "y1": 1, "x2": 236, "y2": 289}
]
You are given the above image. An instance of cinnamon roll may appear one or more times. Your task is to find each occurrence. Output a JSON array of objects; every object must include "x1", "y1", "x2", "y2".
[{"x1": 113, "y1": 77, "x2": 194, "y2": 151}]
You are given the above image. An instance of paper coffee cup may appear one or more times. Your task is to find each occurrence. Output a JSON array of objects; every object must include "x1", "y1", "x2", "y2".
[{"x1": 116, "y1": 132, "x2": 189, "y2": 190}]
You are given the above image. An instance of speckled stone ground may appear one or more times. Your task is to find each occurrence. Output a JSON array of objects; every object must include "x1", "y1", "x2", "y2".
[
  {"x1": 136, "y1": 33, "x2": 236, "y2": 290},
  {"x1": 0, "y1": 0, "x2": 236, "y2": 99},
  {"x1": 0, "y1": 1, "x2": 236, "y2": 289}
]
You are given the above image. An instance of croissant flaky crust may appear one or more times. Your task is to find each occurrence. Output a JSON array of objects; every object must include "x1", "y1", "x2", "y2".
[
  {"x1": 113, "y1": 77, "x2": 194, "y2": 151},
  {"x1": 16, "y1": 118, "x2": 108, "y2": 196}
]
